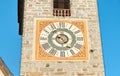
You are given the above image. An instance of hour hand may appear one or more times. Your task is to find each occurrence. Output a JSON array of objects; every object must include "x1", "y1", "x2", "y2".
[
  {"x1": 66, "y1": 45, "x2": 71, "y2": 48},
  {"x1": 52, "y1": 30, "x2": 57, "y2": 33}
]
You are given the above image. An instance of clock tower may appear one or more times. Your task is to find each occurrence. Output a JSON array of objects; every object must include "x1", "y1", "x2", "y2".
[{"x1": 18, "y1": 0, "x2": 105, "y2": 76}]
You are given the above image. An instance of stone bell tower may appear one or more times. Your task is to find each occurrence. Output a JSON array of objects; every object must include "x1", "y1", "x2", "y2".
[{"x1": 18, "y1": 0, "x2": 105, "y2": 76}]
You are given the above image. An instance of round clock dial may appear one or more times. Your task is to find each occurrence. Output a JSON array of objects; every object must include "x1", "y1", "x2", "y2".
[{"x1": 40, "y1": 22, "x2": 84, "y2": 57}]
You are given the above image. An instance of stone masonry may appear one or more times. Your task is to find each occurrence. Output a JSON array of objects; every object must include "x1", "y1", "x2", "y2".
[{"x1": 20, "y1": 0, "x2": 105, "y2": 76}]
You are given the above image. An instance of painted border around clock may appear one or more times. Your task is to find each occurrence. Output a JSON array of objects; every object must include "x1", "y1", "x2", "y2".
[{"x1": 35, "y1": 20, "x2": 89, "y2": 60}]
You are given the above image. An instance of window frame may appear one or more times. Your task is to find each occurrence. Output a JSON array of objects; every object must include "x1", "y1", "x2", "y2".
[{"x1": 53, "y1": 0, "x2": 71, "y2": 16}]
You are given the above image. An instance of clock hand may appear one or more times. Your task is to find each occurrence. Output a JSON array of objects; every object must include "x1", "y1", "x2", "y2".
[
  {"x1": 59, "y1": 36, "x2": 68, "y2": 44},
  {"x1": 58, "y1": 35, "x2": 64, "y2": 41},
  {"x1": 52, "y1": 30, "x2": 57, "y2": 33},
  {"x1": 66, "y1": 44, "x2": 71, "y2": 48}
]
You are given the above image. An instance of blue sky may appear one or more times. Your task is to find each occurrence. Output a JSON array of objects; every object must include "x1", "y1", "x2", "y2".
[{"x1": 0, "y1": 0, "x2": 120, "y2": 76}]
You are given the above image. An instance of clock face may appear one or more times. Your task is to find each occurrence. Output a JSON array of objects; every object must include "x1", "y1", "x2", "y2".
[{"x1": 40, "y1": 22, "x2": 84, "y2": 57}]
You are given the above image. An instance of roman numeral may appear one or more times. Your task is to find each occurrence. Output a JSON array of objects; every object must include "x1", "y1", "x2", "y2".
[
  {"x1": 49, "y1": 49, "x2": 57, "y2": 55},
  {"x1": 77, "y1": 37, "x2": 84, "y2": 41},
  {"x1": 70, "y1": 50, "x2": 75, "y2": 55},
  {"x1": 50, "y1": 23, "x2": 56, "y2": 30},
  {"x1": 69, "y1": 25, "x2": 72, "y2": 29},
  {"x1": 40, "y1": 37, "x2": 47, "y2": 40},
  {"x1": 44, "y1": 29, "x2": 49, "y2": 34},
  {"x1": 60, "y1": 52, "x2": 65, "y2": 57},
  {"x1": 59, "y1": 22, "x2": 65, "y2": 28},
  {"x1": 42, "y1": 43, "x2": 50, "y2": 50},
  {"x1": 74, "y1": 43, "x2": 82, "y2": 50},
  {"x1": 62, "y1": 22, "x2": 65, "y2": 28},
  {"x1": 74, "y1": 30, "x2": 80, "y2": 34}
]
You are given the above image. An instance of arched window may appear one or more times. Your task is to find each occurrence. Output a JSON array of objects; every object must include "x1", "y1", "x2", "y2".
[{"x1": 53, "y1": 0, "x2": 71, "y2": 16}]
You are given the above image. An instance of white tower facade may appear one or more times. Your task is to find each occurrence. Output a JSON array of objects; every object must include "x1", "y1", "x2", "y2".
[{"x1": 18, "y1": 0, "x2": 105, "y2": 76}]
